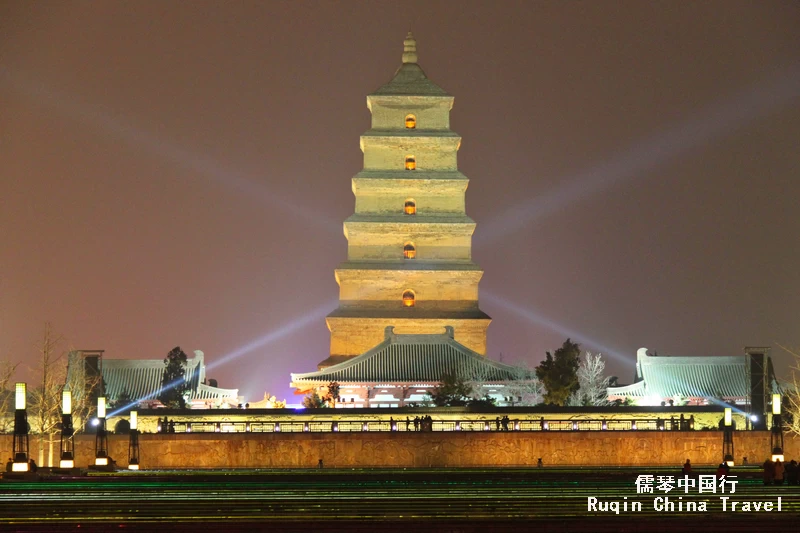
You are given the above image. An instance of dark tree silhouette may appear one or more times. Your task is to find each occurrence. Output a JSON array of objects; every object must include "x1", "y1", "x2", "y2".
[
  {"x1": 536, "y1": 339, "x2": 581, "y2": 405},
  {"x1": 158, "y1": 347, "x2": 188, "y2": 409},
  {"x1": 302, "y1": 391, "x2": 326, "y2": 408},
  {"x1": 428, "y1": 371, "x2": 473, "y2": 407},
  {"x1": 325, "y1": 382, "x2": 341, "y2": 407}
]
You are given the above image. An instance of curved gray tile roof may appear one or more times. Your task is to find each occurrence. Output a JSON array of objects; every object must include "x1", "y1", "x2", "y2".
[
  {"x1": 607, "y1": 348, "x2": 751, "y2": 398},
  {"x1": 292, "y1": 328, "x2": 524, "y2": 385},
  {"x1": 69, "y1": 350, "x2": 237, "y2": 403}
]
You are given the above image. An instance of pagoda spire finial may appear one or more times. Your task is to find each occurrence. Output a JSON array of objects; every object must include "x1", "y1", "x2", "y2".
[{"x1": 402, "y1": 32, "x2": 417, "y2": 64}]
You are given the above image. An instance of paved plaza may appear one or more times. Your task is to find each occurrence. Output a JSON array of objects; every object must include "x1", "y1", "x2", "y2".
[{"x1": 1, "y1": 466, "x2": 798, "y2": 531}]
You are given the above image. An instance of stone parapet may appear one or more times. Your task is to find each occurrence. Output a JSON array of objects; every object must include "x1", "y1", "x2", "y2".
[{"x1": 2, "y1": 432, "x2": 794, "y2": 469}]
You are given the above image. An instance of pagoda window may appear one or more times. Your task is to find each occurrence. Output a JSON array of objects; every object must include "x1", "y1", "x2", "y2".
[
  {"x1": 405, "y1": 114, "x2": 416, "y2": 129},
  {"x1": 403, "y1": 243, "x2": 416, "y2": 259},
  {"x1": 404, "y1": 199, "x2": 416, "y2": 215},
  {"x1": 405, "y1": 155, "x2": 416, "y2": 170},
  {"x1": 402, "y1": 290, "x2": 415, "y2": 307}
]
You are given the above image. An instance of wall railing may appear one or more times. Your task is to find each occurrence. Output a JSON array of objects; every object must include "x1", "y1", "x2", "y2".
[{"x1": 158, "y1": 417, "x2": 698, "y2": 434}]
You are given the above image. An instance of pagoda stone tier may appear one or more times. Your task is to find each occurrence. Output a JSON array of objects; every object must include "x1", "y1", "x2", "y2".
[{"x1": 322, "y1": 33, "x2": 491, "y2": 368}]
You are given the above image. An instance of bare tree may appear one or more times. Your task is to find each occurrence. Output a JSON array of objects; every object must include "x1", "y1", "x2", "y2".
[
  {"x1": 64, "y1": 351, "x2": 104, "y2": 432},
  {"x1": 776, "y1": 344, "x2": 800, "y2": 437},
  {"x1": 0, "y1": 360, "x2": 19, "y2": 433},
  {"x1": 29, "y1": 322, "x2": 67, "y2": 467},
  {"x1": 569, "y1": 352, "x2": 611, "y2": 407},
  {"x1": 503, "y1": 363, "x2": 544, "y2": 406}
]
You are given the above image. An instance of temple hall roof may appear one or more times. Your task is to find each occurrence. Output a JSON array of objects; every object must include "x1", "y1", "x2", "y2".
[
  {"x1": 607, "y1": 348, "x2": 750, "y2": 399},
  {"x1": 292, "y1": 326, "x2": 523, "y2": 386},
  {"x1": 69, "y1": 350, "x2": 238, "y2": 403}
]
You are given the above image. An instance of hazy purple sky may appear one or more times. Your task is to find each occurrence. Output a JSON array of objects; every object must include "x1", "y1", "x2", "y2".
[{"x1": 2, "y1": 1, "x2": 799, "y2": 402}]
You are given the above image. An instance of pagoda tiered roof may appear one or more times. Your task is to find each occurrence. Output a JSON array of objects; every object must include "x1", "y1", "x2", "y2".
[
  {"x1": 369, "y1": 32, "x2": 450, "y2": 97},
  {"x1": 292, "y1": 326, "x2": 523, "y2": 386}
]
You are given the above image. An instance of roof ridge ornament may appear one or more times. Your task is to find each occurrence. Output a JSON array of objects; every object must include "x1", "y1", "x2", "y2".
[{"x1": 402, "y1": 32, "x2": 417, "y2": 64}]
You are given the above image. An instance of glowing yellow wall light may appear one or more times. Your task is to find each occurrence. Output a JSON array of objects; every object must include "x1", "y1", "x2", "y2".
[
  {"x1": 772, "y1": 393, "x2": 781, "y2": 415},
  {"x1": 724, "y1": 408, "x2": 732, "y2": 426},
  {"x1": 130, "y1": 410, "x2": 138, "y2": 431},
  {"x1": 97, "y1": 397, "x2": 106, "y2": 419},
  {"x1": 15, "y1": 383, "x2": 26, "y2": 410}
]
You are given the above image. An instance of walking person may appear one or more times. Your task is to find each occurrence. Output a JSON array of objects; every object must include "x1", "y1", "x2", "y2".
[
  {"x1": 763, "y1": 459, "x2": 775, "y2": 485},
  {"x1": 786, "y1": 460, "x2": 798, "y2": 485}
]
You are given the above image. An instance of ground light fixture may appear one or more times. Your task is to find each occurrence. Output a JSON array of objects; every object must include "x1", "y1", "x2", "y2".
[
  {"x1": 771, "y1": 393, "x2": 784, "y2": 462},
  {"x1": 12, "y1": 383, "x2": 30, "y2": 472},
  {"x1": 128, "y1": 410, "x2": 140, "y2": 470},
  {"x1": 59, "y1": 385, "x2": 75, "y2": 469},
  {"x1": 722, "y1": 407, "x2": 734, "y2": 467},
  {"x1": 95, "y1": 397, "x2": 109, "y2": 466}
]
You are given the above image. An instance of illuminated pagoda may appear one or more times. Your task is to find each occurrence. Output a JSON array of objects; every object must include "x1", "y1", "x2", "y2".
[
  {"x1": 322, "y1": 32, "x2": 491, "y2": 364},
  {"x1": 67, "y1": 349, "x2": 240, "y2": 410},
  {"x1": 292, "y1": 34, "x2": 508, "y2": 404}
]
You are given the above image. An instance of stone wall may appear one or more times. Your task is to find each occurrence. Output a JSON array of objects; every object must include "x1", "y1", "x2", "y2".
[{"x1": 2, "y1": 431, "x2": 796, "y2": 469}]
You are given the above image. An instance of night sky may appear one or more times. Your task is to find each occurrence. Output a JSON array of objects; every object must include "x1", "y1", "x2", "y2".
[{"x1": 2, "y1": 2, "x2": 799, "y2": 403}]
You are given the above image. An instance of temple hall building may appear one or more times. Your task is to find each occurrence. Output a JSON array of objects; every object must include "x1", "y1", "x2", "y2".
[
  {"x1": 607, "y1": 347, "x2": 778, "y2": 428},
  {"x1": 291, "y1": 34, "x2": 517, "y2": 405},
  {"x1": 67, "y1": 349, "x2": 240, "y2": 409}
]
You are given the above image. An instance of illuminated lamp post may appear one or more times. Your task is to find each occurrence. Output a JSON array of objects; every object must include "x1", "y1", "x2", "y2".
[
  {"x1": 128, "y1": 410, "x2": 140, "y2": 470},
  {"x1": 59, "y1": 385, "x2": 75, "y2": 469},
  {"x1": 12, "y1": 383, "x2": 30, "y2": 472},
  {"x1": 95, "y1": 397, "x2": 109, "y2": 466},
  {"x1": 770, "y1": 394, "x2": 784, "y2": 462},
  {"x1": 722, "y1": 407, "x2": 734, "y2": 467}
]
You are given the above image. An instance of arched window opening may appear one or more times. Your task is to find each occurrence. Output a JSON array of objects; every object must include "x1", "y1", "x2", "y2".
[
  {"x1": 405, "y1": 155, "x2": 416, "y2": 170},
  {"x1": 405, "y1": 114, "x2": 416, "y2": 129},
  {"x1": 402, "y1": 290, "x2": 416, "y2": 307},
  {"x1": 403, "y1": 243, "x2": 416, "y2": 259},
  {"x1": 404, "y1": 199, "x2": 416, "y2": 215}
]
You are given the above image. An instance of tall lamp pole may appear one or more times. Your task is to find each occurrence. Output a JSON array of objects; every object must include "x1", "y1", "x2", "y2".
[
  {"x1": 12, "y1": 383, "x2": 30, "y2": 472},
  {"x1": 95, "y1": 397, "x2": 109, "y2": 466},
  {"x1": 59, "y1": 385, "x2": 74, "y2": 469},
  {"x1": 128, "y1": 410, "x2": 140, "y2": 470},
  {"x1": 722, "y1": 407, "x2": 734, "y2": 467},
  {"x1": 770, "y1": 393, "x2": 784, "y2": 462}
]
